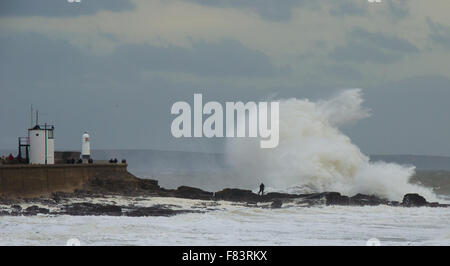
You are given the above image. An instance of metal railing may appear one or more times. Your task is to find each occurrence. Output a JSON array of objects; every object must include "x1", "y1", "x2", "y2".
[{"x1": 19, "y1": 137, "x2": 30, "y2": 146}]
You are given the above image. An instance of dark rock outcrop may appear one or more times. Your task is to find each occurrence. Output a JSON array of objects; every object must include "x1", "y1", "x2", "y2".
[
  {"x1": 263, "y1": 192, "x2": 303, "y2": 202},
  {"x1": 24, "y1": 205, "x2": 50, "y2": 215},
  {"x1": 1, "y1": 171, "x2": 449, "y2": 217},
  {"x1": 214, "y1": 188, "x2": 259, "y2": 202},
  {"x1": 11, "y1": 205, "x2": 22, "y2": 211},
  {"x1": 324, "y1": 192, "x2": 350, "y2": 205},
  {"x1": 402, "y1": 193, "x2": 427, "y2": 207},
  {"x1": 62, "y1": 203, "x2": 122, "y2": 216},
  {"x1": 350, "y1": 194, "x2": 390, "y2": 206},
  {"x1": 82, "y1": 169, "x2": 160, "y2": 196},
  {"x1": 173, "y1": 186, "x2": 214, "y2": 200},
  {"x1": 289, "y1": 192, "x2": 349, "y2": 206},
  {"x1": 271, "y1": 200, "x2": 283, "y2": 208},
  {"x1": 125, "y1": 205, "x2": 201, "y2": 217}
]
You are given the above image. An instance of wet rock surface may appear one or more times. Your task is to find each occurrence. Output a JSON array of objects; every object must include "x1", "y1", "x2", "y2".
[
  {"x1": 24, "y1": 205, "x2": 50, "y2": 215},
  {"x1": 402, "y1": 193, "x2": 428, "y2": 207},
  {"x1": 0, "y1": 200, "x2": 204, "y2": 217},
  {"x1": 1, "y1": 175, "x2": 448, "y2": 217},
  {"x1": 125, "y1": 205, "x2": 201, "y2": 217},
  {"x1": 172, "y1": 186, "x2": 214, "y2": 200},
  {"x1": 62, "y1": 203, "x2": 123, "y2": 216},
  {"x1": 271, "y1": 199, "x2": 283, "y2": 208}
]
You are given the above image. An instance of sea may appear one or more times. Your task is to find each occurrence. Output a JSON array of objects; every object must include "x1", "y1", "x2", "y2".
[{"x1": 0, "y1": 149, "x2": 449, "y2": 246}]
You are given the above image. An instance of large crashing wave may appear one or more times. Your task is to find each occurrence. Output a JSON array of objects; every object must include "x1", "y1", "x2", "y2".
[{"x1": 225, "y1": 89, "x2": 437, "y2": 202}]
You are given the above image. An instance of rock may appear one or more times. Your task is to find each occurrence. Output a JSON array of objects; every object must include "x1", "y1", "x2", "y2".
[
  {"x1": 138, "y1": 179, "x2": 159, "y2": 190},
  {"x1": 174, "y1": 186, "x2": 214, "y2": 200},
  {"x1": 324, "y1": 192, "x2": 350, "y2": 205},
  {"x1": 388, "y1": 201, "x2": 401, "y2": 207},
  {"x1": 11, "y1": 205, "x2": 22, "y2": 211},
  {"x1": 51, "y1": 192, "x2": 64, "y2": 203},
  {"x1": 302, "y1": 193, "x2": 326, "y2": 200},
  {"x1": 264, "y1": 192, "x2": 302, "y2": 201},
  {"x1": 125, "y1": 205, "x2": 198, "y2": 217},
  {"x1": 24, "y1": 205, "x2": 50, "y2": 215},
  {"x1": 428, "y1": 202, "x2": 440, "y2": 207},
  {"x1": 214, "y1": 188, "x2": 259, "y2": 202},
  {"x1": 350, "y1": 194, "x2": 389, "y2": 206},
  {"x1": 295, "y1": 192, "x2": 355, "y2": 206},
  {"x1": 402, "y1": 193, "x2": 428, "y2": 207},
  {"x1": 0, "y1": 199, "x2": 15, "y2": 205},
  {"x1": 213, "y1": 189, "x2": 303, "y2": 204},
  {"x1": 271, "y1": 200, "x2": 283, "y2": 208},
  {"x1": 63, "y1": 203, "x2": 122, "y2": 216}
]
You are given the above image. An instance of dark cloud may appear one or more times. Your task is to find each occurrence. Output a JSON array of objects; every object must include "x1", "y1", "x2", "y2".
[
  {"x1": 0, "y1": 0, "x2": 134, "y2": 17},
  {"x1": 329, "y1": 0, "x2": 410, "y2": 19},
  {"x1": 187, "y1": 0, "x2": 320, "y2": 21},
  {"x1": 386, "y1": 0, "x2": 409, "y2": 20},
  {"x1": 427, "y1": 18, "x2": 450, "y2": 49},
  {"x1": 332, "y1": 42, "x2": 404, "y2": 64},
  {"x1": 0, "y1": 32, "x2": 288, "y2": 150},
  {"x1": 328, "y1": 0, "x2": 368, "y2": 17},
  {"x1": 331, "y1": 28, "x2": 419, "y2": 63},
  {"x1": 0, "y1": 32, "x2": 285, "y2": 86},
  {"x1": 108, "y1": 40, "x2": 287, "y2": 77},
  {"x1": 350, "y1": 28, "x2": 418, "y2": 52}
]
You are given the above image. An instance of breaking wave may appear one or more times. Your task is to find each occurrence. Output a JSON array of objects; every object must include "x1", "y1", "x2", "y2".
[{"x1": 225, "y1": 89, "x2": 437, "y2": 202}]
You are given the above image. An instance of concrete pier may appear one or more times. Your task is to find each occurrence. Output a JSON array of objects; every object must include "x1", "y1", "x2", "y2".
[{"x1": 0, "y1": 164, "x2": 140, "y2": 199}]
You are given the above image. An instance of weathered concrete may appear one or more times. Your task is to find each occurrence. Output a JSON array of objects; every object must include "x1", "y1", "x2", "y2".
[{"x1": 0, "y1": 164, "x2": 155, "y2": 199}]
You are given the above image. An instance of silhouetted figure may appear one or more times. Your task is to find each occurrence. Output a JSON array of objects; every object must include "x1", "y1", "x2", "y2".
[
  {"x1": 113, "y1": 158, "x2": 118, "y2": 163},
  {"x1": 258, "y1": 183, "x2": 265, "y2": 196},
  {"x1": 8, "y1": 153, "x2": 14, "y2": 161},
  {"x1": 121, "y1": 159, "x2": 126, "y2": 164}
]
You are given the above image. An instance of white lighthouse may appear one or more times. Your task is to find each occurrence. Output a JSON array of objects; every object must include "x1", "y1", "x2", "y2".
[
  {"x1": 81, "y1": 132, "x2": 91, "y2": 160},
  {"x1": 28, "y1": 124, "x2": 55, "y2": 165}
]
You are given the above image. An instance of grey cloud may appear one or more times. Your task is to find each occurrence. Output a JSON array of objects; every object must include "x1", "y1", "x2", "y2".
[
  {"x1": 320, "y1": 64, "x2": 362, "y2": 81},
  {"x1": 189, "y1": 0, "x2": 408, "y2": 21},
  {"x1": 386, "y1": 0, "x2": 409, "y2": 20},
  {"x1": 0, "y1": 32, "x2": 288, "y2": 150},
  {"x1": 108, "y1": 40, "x2": 288, "y2": 77},
  {"x1": 427, "y1": 18, "x2": 450, "y2": 49},
  {"x1": 0, "y1": 0, "x2": 134, "y2": 17},
  {"x1": 187, "y1": 0, "x2": 320, "y2": 21},
  {"x1": 0, "y1": 32, "x2": 286, "y2": 87},
  {"x1": 350, "y1": 28, "x2": 418, "y2": 53},
  {"x1": 328, "y1": 0, "x2": 368, "y2": 17},
  {"x1": 329, "y1": 0, "x2": 409, "y2": 19},
  {"x1": 331, "y1": 28, "x2": 418, "y2": 63},
  {"x1": 332, "y1": 42, "x2": 402, "y2": 63}
]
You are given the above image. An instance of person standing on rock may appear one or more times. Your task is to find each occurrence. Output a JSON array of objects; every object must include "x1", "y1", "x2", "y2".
[{"x1": 258, "y1": 183, "x2": 265, "y2": 196}]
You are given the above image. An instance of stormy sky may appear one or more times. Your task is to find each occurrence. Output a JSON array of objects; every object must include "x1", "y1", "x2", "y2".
[{"x1": 1, "y1": 0, "x2": 450, "y2": 155}]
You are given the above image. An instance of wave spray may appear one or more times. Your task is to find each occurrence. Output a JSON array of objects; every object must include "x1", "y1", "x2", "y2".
[{"x1": 225, "y1": 89, "x2": 437, "y2": 201}]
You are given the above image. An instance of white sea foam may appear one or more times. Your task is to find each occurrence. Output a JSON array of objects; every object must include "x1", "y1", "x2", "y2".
[
  {"x1": 0, "y1": 203, "x2": 448, "y2": 246},
  {"x1": 226, "y1": 89, "x2": 437, "y2": 202}
]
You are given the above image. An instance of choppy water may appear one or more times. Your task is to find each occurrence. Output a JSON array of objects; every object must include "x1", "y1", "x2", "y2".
[
  {"x1": 1, "y1": 149, "x2": 449, "y2": 246},
  {"x1": 1, "y1": 201, "x2": 449, "y2": 246}
]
